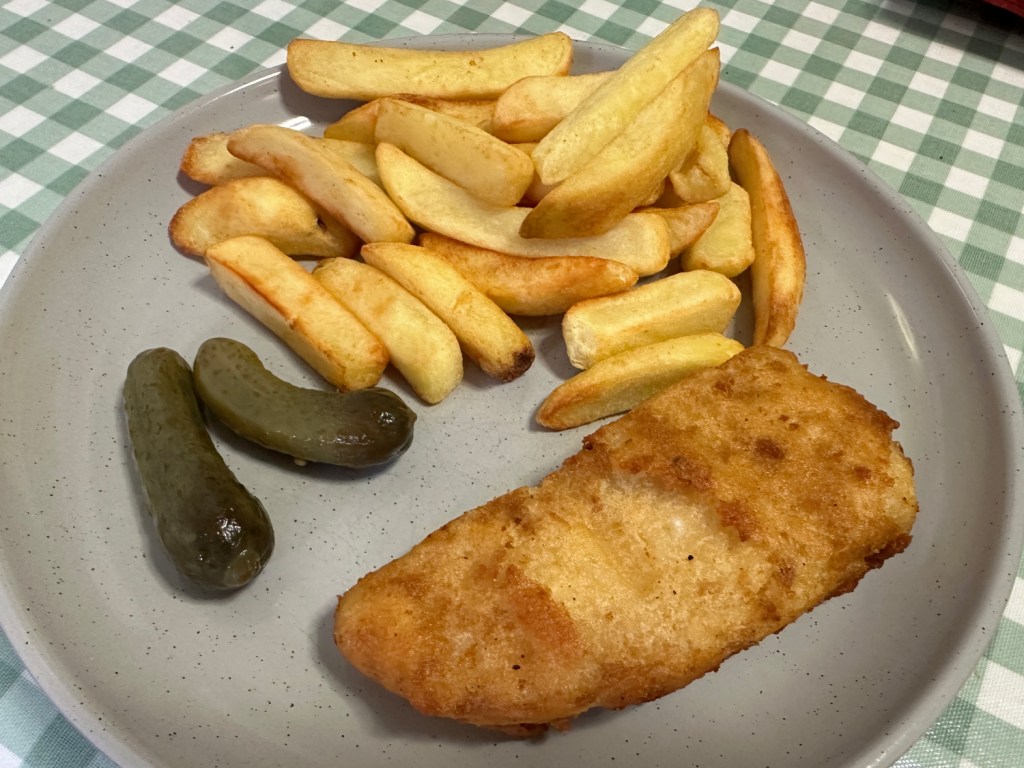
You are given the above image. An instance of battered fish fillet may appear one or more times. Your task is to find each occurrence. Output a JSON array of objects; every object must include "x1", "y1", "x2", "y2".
[{"x1": 334, "y1": 346, "x2": 917, "y2": 734}]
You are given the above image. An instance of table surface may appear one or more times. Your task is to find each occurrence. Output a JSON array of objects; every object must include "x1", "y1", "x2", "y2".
[{"x1": 1, "y1": 0, "x2": 1022, "y2": 766}]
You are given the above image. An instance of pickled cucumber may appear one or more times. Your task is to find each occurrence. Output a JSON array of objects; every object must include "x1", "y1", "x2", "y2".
[
  {"x1": 193, "y1": 337, "x2": 416, "y2": 467},
  {"x1": 123, "y1": 347, "x2": 274, "y2": 590}
]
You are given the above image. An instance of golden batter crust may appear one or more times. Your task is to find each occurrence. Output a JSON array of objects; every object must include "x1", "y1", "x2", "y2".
[{"x1": 334, "y1": 346, "x2": 918, "y2": 733}]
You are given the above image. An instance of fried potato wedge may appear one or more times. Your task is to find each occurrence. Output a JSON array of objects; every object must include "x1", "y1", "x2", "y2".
[
  {"x1": 321, "y1": 138, "x2": 381, "y2": 186},
  {"x1": 728, "y1": 128, "x2": 806, "y2": 347},
  {"x1": 313, "y1": 257, "x2": 463, "y2": 404},
  {"x1": 651, "y1": 181, "x2": 686, "y2": 208},
  {"x1": 323, "y1": 101, "x2": 380, "y2": 145},
  {"x1": 228, "y1": 124, "x2": 413, "y2": 244},
  {"x1": 531, "y1": 7, "x2": 719, "y2": 185},
  {"x1": 682, "y1": 182, "x2": 755, "y2": 277},
  {"x1": 537, "y1": 332, "x2": 744, "y2": 429},
  {"x1": 516, "y1": 143, "x2": 670, "y2": 207},
  {"x1": 644, "y1": 201, "x2": 720, "y2": 257},
  {"x1": 562, "y1": 269, "x2": 741, "y2": 369},
  {"x1": 205, "y1": 236, "x2": 388, "y2": 391},
  {"x1": 179, "y1": 132, "x2": 380, "y2": 187},
  {"x1": 375, "y1": 98, "x2": 533, "y2": 206},
  {"x1": 361, "y1": 243, "x2": 534, "y2": 382},
  {"x1": 287, "y1": 33, "x2": 573, "y2": 100},
  {"x1": 669, "y1": 120, "x2": 732, "y2": 203},
  {"x1": 418, "y1": 232, "x2": 638, "y2": 316},
  {"x1": 514, "y1": 142, "x2": 556, "y2": 205},
  {"x1": 490, "y1": 72, "x2": 610, "y2": 143},
  {"x1": 707, "y1": 113, "x2": 732, "y2": 147},
  {"x1": 375, "y1": 142, "x2": 671, "y2": 276},
  {"x1": 324, "y1": 95, "x2": 496, "y2": 144},
  {"x1": 179, "y1": 132, "x2": 265, "y2": 185},
  {"x1": 521, "y1": 48, "x2": 719, "y2": 238},
  {"x1": 170, "y1": 176, "x2": 359, "y2": 259},
  {"x1": 516, "y1": 143, "x2": 669, "y2": 208},
  {"x1": 640, "y1": 179, "x2": 668, "y2": 208}
]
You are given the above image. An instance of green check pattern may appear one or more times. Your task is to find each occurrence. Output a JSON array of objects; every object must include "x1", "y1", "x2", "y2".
[{"x1": 1, "y1": 0, "x2": 1022, "y2": 766}]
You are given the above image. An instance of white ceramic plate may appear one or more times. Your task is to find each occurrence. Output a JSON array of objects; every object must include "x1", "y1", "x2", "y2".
[{"x1": 1, "y1": 34, "x2": 1022, "y2": 768}]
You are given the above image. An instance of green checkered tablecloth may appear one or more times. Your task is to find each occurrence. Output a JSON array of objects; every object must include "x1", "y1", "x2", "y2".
[{"x1": 1, "y1": 0, "x2": 1022, "y2": 765}]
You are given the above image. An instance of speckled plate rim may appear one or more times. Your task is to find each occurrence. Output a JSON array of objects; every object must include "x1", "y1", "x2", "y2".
[{"x1": 0, "y1": 33, "x2": 1022, "y2": 768}]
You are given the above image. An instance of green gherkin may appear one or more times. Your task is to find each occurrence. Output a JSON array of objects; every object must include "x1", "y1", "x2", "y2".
[
  {"x1": 123, "y1": 348, "x2": 274, "y2": 590},
  {"x1": 192, "y1": 337, "x2": 416, "y2": 468}
]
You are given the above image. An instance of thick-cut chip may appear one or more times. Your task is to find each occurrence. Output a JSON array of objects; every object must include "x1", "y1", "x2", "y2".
[
  {"x1": 321, "y1": 139, "x2": 382, "y2": 186},
  {"x1": 531, "y1": 7, "x2": 719, "y2": 185},
  {"x1": 287, "y1": 33, "x2": 573, "y2": 101},
  {"x1": 514, "y1": 142, "x2": 557, "y2": 205},
  {"x1": 179, "y1": 132, "x2": 264, "y2": 185},
  {"x1": 651, "y1": 182, "x2": 686, "y2": 208},
  {"x1": 205, "y1": 236, "x2": 388, "y2": 391},
  {"x1": 706, "y1": 113, "x2": 732, "y2": 147},
  {"x1": 644, "y1": 201, "x2": 720, "y2": 257},
  {"x1": 313, "y1": 258, "x2": 463, "y2": 404},
  {"x1": 536, "y1": 332, "x2": 744, "y2": 429},
  {"x1": 170, "y1": 176, "x2": 359, "y2": 259},
  {"x1": 323, "y1": 101, "x2": 380, "y2": 145},
  {"x1": 490, "y1": 72, "x2": 610, "y2": 143},
  {"x1": 519, "y1": 145, "x2": 668, "y2": 209},
  {"x1": 180, "y1": 132, "x2": 380, "y2": 187},
  {"x1": 521, "y1": 49, "x2": 719, "y2": 238},
  {"x1": 562, "y1": 269, "x2": 741, "y2": 369},
  {"x1": 418, "y1": 232, "x2": 638, "y2": 316},
  {"x1": 375, "y1": 98, "x2": 533, "y2": 207},
  {"x1": 361, "y1": 243, "x2": 534, "y2": 382},
  {"x1": 682, "y1": 182, "x2": 755, "y2": 277},
  {"x1": 640, "y1": 179, "x2": 668, "y2": 208},
  {"x1": 728, "y1": 128, "x2": 806, "y2": 347},
  {"x1": 325, "y1": 95, "x2": 496, "y2": 144},
  {"x1": 228, "y1": 124, "x2": 413, "y2": 244},
  {"x1": 375, "y1": 142, "x2": 671, "y2": 276},
  {"x1": 669, "y1": 120, "x2": 732, "y2": 203}
]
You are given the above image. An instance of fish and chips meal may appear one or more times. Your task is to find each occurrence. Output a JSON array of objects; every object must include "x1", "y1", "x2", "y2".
[{"x1": 135, "y1": 3, "x2": 918, "y2": 734}]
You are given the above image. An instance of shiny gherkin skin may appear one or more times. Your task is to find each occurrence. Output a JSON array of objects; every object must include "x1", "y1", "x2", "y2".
[
  {"x1": 192, "y1": 338, "x2": 416, "y2": 468},
  {"x1": 123, "y1": 348, "x2": 274, "y2": 590}
]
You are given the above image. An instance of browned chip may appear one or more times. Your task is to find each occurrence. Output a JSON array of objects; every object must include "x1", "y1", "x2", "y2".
[
  {"x1": 169, "y1": 176, "x2": 358, "y2": 259},
  {"x1": 418, "y1": 232, "x2": 638, "y2": 316}
]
